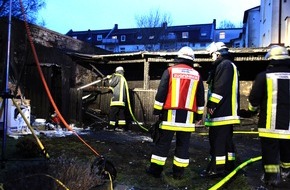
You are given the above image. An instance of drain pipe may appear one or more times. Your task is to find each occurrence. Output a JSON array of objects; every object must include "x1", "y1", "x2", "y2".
[{"x1": 278, "y1": 0, "x2": 282, "y2": 44}]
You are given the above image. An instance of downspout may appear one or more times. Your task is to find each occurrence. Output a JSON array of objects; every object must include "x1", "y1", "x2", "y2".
[{"x1": 278, "y1": 0, "x2": 282, "y2": 44}]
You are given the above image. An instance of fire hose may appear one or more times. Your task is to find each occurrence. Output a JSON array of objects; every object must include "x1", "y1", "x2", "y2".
[{"x1": 209, "y1": 156, "x2": 262, "y2": 190}]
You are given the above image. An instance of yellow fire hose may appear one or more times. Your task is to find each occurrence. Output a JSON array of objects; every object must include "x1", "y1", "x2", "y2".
[
  {"x1": 120, "y1": 74, "x2": 149, "y2": 132},
  {"x1": 11, "y1": 98, "x2": 50, "y2": 159},
  {"x1": 209, "y1": 156, "x2": 262, "y2": 190}
]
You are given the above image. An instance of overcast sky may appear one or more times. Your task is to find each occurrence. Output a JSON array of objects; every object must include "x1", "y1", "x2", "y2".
[{"x1": 37, "y1": 0, "x2": 260, "y2": 34}]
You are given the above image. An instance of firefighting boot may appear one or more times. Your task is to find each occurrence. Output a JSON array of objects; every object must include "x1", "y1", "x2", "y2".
[
  {"x1": 281, "y1": 167, "x2": 290, "y2": 180},
  {"x1": 172, "y1": 165, "x2": 184, "y2": 179},
  {"x1": 146, "y1": 163, "x2": 163, "y2": 178},
  {"x1": 225, "y1": 160, "x2": 236, "y2": 173},
  {"x1": 261, "y1": 172, "x2": 281, "y2": 187}
]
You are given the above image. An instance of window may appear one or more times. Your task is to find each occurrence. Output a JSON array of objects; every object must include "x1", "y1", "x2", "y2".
[
  {"x1": 149, "y1": 35, "x2": 155, "y2": 39},
  {"x1": 201, "y1": 33, "x2": 207, "y2": 37},
  {"x1": 97, "y1": 35, "x2": 102, "y2": 41},
  {"x1": 137, "y1": 35, "x2": 142, "y2": 40},
  {"x1": 219, "y1": 32, "x2": 225, "y2": 39},
  {"x1": 182, "y1": 32, "x2": 189, "y2": 39},
  {"x1": 72, "y1": 36, "x2": 77, "y2": 39},
  {"x1": 112, "y1": 36, "x2": 117, "y2": 39},
  {"x1": 121, "y1": 35, "x2": 126, "y2": 42}
]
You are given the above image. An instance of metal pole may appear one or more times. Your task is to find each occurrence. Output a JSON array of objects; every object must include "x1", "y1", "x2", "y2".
[{"x1": 1, "y1": 0, "x2": 13, "y2": 162}]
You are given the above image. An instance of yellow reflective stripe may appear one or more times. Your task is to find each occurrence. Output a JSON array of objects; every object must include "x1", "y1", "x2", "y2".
[
  {"x1": 172, "y1": 78, "x2": 178, "y2": 107},
  {"x1": 232, "y1": 63, "x2": 238, "y2": 115},
  {"x1": 119, "y1": 77, "x2": 124, "y2": 102},
  {"x1": 151, "y1": 154, "x2": 167, "y2": 166},
  {"x1": 281, "y1": 162, "x2": 290, "y2": 168},
  {"x1": 118, "y1": 120, "x2": 126, "y2": 125},
  {"x1": 216, "y1": 156, "x2": 226, "y2": 165},
  {"x1": 228, "y1": 152, "x2": 236, "y2": 161},
  {"x1": 173, "y1": 156, "x2": 189, "y2": 167},
  {"x1": 264, "y1": 164, "x2": 280, "y2": 173},
  {"x1": 109, "y1": 121, "x2": 116, "y2": 125},
  {"x1": 154, "y1": 100, "x2": 163, "y2": 110},
  {"x1": 209, "y1": 96, "x2": 220, "y2": 103},
  {"x1": 205, "y1": 119, "x2": 240, "y2": 126},
  {"x1": 167, "y1": 109, "x2": 173, "y2": 122},
  {"x1": 266, "y1": 78, "x2": 273, "y2": 129},
  {"x1": 187, "y1": 111, "x2": 194, "y2": 124},
  {"x1": 110, "y1": 101, "x2": 125, "y2": 106},
  {"x1": 187, "y1": 80, "x2": 197, "y2": 109},
  {"x1": 161, "y1": 124, "x2": 195, "y2": 132},
  {"x1": 197, "y1": 106, "x2": 204, "y2": 114},
  {"x1": 258, "y1": 132, "x2": 290, "y2": 139}
]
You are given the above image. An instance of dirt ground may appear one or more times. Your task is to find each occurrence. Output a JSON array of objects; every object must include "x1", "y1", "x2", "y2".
[{"x1": 1, "y1": 117, "x2": 290, "y2": 190}]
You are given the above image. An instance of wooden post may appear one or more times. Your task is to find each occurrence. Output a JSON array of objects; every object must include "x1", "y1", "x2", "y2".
[{"x1": 143, "y1": 58, "x2": 150, "y2": 90}]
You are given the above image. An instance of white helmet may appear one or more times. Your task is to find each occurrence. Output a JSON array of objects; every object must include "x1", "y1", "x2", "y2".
[
  {"x1": 265, "y1": 45, "x2": 290, "y2": 60},
  {"x1": 177, "y1": 46, "x2": 195, "y2": 61},
  {"x1": 115, "y1": 66, "x2": 124, "y2": 72},
  {"x1": 207, "y1": 42, "x2": 228, "y2": 55}
]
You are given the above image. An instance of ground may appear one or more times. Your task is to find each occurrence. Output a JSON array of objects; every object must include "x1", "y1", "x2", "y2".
[{"x1": 1, "y1": 117, "x2": 290, "y2": 190}]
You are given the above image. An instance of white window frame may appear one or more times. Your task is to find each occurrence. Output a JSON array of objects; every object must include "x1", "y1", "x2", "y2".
[
  {"x1": 121, "y1": 35, "x2": 126, "y2": 42},
  {"x1": 182, "y1": 32, "x2": 189, "y2": 39}
]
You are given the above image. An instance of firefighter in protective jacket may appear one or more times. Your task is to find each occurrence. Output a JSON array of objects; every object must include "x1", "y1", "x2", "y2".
[
  {"x1": 146, "y1": 46, "x2": 205, "y2": 179},
  {"x1": 200, "y1": 42, "x2": 240, "y2": 177},
  {"x1": 105, "y1": 66, "x2": 128, "y2": 132},
  {"x1": 248, "y1": 45, "x2": 290, "y2": 186}
]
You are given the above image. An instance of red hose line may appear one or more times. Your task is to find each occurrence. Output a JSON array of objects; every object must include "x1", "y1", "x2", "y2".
[{"x1": 19, "y1": 0, "x2": 100, "y2": 157}]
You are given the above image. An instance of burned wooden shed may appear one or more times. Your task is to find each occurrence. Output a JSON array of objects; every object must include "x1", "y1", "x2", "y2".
[
  {"x1": 0, "y1": 17, "x2": 109, "y2": 123},
  {"x1": 68, "y1": 48, "x2": 272, "y2": 126}
]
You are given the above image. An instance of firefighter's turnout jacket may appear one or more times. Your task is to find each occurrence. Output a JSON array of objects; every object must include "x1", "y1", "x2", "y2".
[
  {"x1": 248, "y1": 58, "x2": 290, "y2": 181},
  {"x1": 248, "y1": 60, "x2": 290, "y2": 139},
  {"x1": 153, "y1": 61, "x2": 205, "y2": 132},
  {"x1": 109, "y1": 73, "x2": 127, "y2": 107},
  {"x1": 205, "y1": 56, "x2": 240, "y2": 126}
]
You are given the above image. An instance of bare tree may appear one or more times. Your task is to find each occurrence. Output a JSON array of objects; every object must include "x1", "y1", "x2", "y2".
[
  {"x1": 218, "y1": 20, "x2": 237, "y2": 29},
  {"x1": 135, "y1": 9, "x2": 173, "y2": 51},
  {"x1": 135, "y1": 8, "x2": 172, "y2": 28},
  {"x1": 0, "y1": 0, "x2": 46, "y2": 24}
]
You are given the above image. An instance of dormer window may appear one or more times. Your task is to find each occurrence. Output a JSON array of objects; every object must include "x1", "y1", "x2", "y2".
[
  {"x1": 121, "y1": 35, "x2": 126, "y2": 42},
  {"x1": 97, "y1": 35, "x2": 102, "y2": 41},
  {"x1": 182, "y1": 32, "x2": 189, "y2": 39}
]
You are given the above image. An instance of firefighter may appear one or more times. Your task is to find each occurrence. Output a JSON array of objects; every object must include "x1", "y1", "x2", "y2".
[
  {"x1": 146, "y1": 46, "x2": 205, "y2": 179},
  {"x1": 200, "y1": 42, "x2": 240, "y2": 177},
  {"x1": 247, "y1": 45, "x2": 290, "y2": 187},
  {"x1": 105, "y1": 66, "x2": 128, "y2": 132}
]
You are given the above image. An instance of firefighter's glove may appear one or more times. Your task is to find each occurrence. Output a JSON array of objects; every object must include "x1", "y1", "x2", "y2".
[
  {"x1": 149, "y1": 120, "x2": 161, "y2": 143},
  {"x1": 105, "y1": 75, "x2": 112, "y2": 79},
  {"x1": 239, "y1": 109, "x2": 257, "y2": 118}
]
